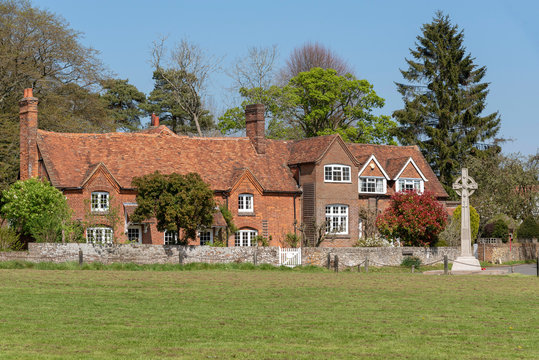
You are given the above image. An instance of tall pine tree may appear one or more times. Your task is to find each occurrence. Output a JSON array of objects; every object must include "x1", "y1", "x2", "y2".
[{"x1": 393, "y1": 12, "x2": 500, "y2": 192}]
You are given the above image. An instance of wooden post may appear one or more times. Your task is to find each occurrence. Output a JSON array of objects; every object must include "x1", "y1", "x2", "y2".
[
  {"x1": 411, "y1": 265, "x2": 415, "y2": 273},
  {"x1": 327, "y1": 253, "x2": 331, "y2": 269},
  {"x1": 357, "y1": 264, "x2": 361, "y2": 273},
  {"x1": 510, "y1": 265, "x2": 514, "y2": 274},
  {"x1": 536, "y1": 255, "x2": 538, "y2": 277},
  {"x1": 444, "y1": 255, "x2": 448, "y2": 275},
  {"x1": 334, "y1": 255, "x2": 339, "y2": 273},
  {"x1": 78, "y1": 249, "x2": 83, "y2": 266},
  {"x1": 365, "y1": 257, "x2": 369, "y2": 274}
]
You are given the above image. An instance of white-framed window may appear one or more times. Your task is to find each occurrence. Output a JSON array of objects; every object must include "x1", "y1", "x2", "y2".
[
  {"x1": 234, "y1": 229, "x2": 258, "y2": 247},
  {"x1": 324, "y1": 165, "x2": 351, "y2": 182},
  {"x1": 91, "y1": 192, "x2": 109, "y2": 212},
  {"x1": 238, "y1": 194, "x2": 254, "y2": 212},
  {"x1": 359, "y1": 177, "x2": 386, "y2": 194},
  {"x1": 86, "y1": 227, "x2": 113, "y2": 244},
  {"x1": 164, "y1": 230, "x2": 179, "y2": 245},
  {"x1": 358, "y1": 219, "x2": 363, "y2": 239},
  {"x1": 326, "y1": 205, "x2": 348, "y2": 235},
  {"x1": 199, "y1": 231, "x2": 213, "y2": 246},
  {"x1": 127, "y1": 225, "x2": 141, "y2": 243},
  {"x1": 397, "y1": 178, "x2": 424, "y2": 193}
]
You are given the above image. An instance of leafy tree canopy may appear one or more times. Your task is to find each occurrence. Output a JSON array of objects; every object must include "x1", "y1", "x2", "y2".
[
  {"x1": 131, "y1": 172, "x2": 215, "y2": 244},
  {"x1": 0, "y1": 0, "x2": 112, "y2": 191},
  {"x1": 465, "y1": 152, "x2": 538, "y2": 227},
  {"x1": 100, "y1": 79, "x2": 146, "y2": 131},
  {"x1": 393, "y1": 11, "x2": 501, "y2": 189},
  {"x1": 219, "y1": 68, "x2": 396, "y2": 144},
  {"x1": 0, "y1": 178, "x2": 71, "y2": 241}
]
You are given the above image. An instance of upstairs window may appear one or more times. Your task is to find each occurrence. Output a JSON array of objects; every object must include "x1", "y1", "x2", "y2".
[
  {"x1": 235, "y1": 229, "x2": 258, "y2": 247},
  {"x1": 397, "y1": 179, "x2": 424, "y2": 193},
  {"x1": 86, "y1": 227, "x2": 113, "y2": 244},
  {"x1": 238, "y1": 194, "x2": 253, "y2": 212},
  {"x1": 325, "y1": 205, "x2": 348, "y2": 235},
  {"x1": 324, "y1": 165, "x2": 351, "y2": 182},
  {"x1": 91, "y1": 192, "x2": 109, "y2": 212},
  {"x1": 164, "y1": 230, "x2": 179, "y2": 245},
  {"x1": 359, "y1": 177, "x2": 386, "y2": 194}
]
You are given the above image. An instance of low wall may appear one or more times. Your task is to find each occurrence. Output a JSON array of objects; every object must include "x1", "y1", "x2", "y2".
[
  {"x1": 477, "y1": 243, "x2": 538, "y2": 263},
  {"x1": 16, "y1": 243, "x2": 281, "y2": 265},
  {"x1": 0, "y1": 243, "x2": 461, "y2": 269},
  {"x1": 303, "y1": 247, "x2": 460, "y2": 269}
]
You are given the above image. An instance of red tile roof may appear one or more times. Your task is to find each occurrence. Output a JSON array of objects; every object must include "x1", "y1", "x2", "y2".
[
  {"x1": 37, "y1": 128, "x2": 447, "y2": 198},
  {"x1": 348, "y1": 143, "x2": 448, "y2": 197},
  {"x1": 37, "y1": 130, "x2": 299, "y2": 192}
]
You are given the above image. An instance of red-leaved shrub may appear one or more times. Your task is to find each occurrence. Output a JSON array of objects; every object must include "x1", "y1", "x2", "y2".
[{"x1": 376, "y1": 191, "x2": 447, "y2": 246}]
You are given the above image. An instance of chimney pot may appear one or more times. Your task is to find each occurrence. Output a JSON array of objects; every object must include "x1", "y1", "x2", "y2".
[
  {"x1": 151, "y1": 113, "x2": 160, "y2": 127},
  {"x1": 19, "y1": 89, "x2": 39, "y2": 179}
]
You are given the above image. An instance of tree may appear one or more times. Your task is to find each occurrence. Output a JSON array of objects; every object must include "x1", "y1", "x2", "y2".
[
  {"x1": 151, "y1": 38, "x2": 219, "y2": 136},
  {"x1": 100, "y1": 79, "x2": 146, "y2": 131},
  {"x1": 439, "y1": 205, "x2": 479, "y2": 246},
  {"x1": 0, "y1": 178, "x2": 71, "y2": 242},
  {"x1": 142, "y1": 70, "x2": 213, "y2": 134},
  {"x1": 465, "y1": 152, "x2": 538, "y2": 227},
  {"x1": 279, "y1": 42, "x2": 353, "y2": 83},
  {"x1": 0, "y1": 0, "x2": 111, "y2": 192},
  {"x1": 218, "y1": 68, "x2": 396, "y2": 144},
  {"x1": 393, "y1": 12, "x2": 501, "y2": 189},
  {"x1": 376, "y1": 191, "x2": 447, "y2": 246},
  {"x1": 131, "y1": 172, "x2": 215, "y2": 244},
  {"x1": 228, "y1": 45, "x2": 279, "y2": 91}
]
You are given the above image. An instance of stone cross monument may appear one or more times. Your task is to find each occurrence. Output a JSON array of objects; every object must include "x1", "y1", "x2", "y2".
[{"x1": 451, "y1": 168, "x2": 481, "y2": 272}]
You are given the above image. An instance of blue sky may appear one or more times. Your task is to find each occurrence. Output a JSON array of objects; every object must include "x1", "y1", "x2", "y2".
[{"x1": 36, "y1": 0, "x2": 538, "y2": 155}]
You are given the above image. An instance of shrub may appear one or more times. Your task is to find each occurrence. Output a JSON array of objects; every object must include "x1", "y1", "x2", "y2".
[
  {"x1": 284, "y1": 233, "x2": 300, "y2": 248},
  {"x1": 517, "y1": 216, "x2": 539, "y2": 239},
  {"x1": 254, "y1": 235, "x2": 268, "y2": 247},
  {"x1": 452, "y1": 205, "x2": 480, "y2": 241},
  {"x1": 401, "y1": 256, "x2": 421, "y2": 268},
  {"x1": 376, "y1": 191, "x2": 447, "y2": 246},
  {"x1": 1, "y1": 178, "x2": 71, "y2": 242},
  {"x1": 492, "y1": 219, "x2": 509, "y2": 242},
  {"x1": 0, "y1": 226, "x2": 23, "y2": 251}
]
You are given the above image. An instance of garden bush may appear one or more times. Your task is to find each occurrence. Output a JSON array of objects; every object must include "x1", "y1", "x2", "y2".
[
  {"x1": 0, "y1": 226, "x2": 22, "y2": 251},
  {"x1": 401, "y1": 256, "x2": 421, "y2": 268},
  {"x1": 517, "y1": 216, "x2": 539, "y2": 239},
  {"x1": 376, "y1": 191, "x2": 447, "y2": 246}
]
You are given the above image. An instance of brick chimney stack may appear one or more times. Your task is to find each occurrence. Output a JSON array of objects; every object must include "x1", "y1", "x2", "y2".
[
  {"x1": 19, "y1": 88, "x2": 39, "y2": 180},
  {"x1": 245, "y1": 104, "x2": 266, "y2": 154},
  {"x1": 151, "y1": 113, "x2": 159, "y2": 127}
]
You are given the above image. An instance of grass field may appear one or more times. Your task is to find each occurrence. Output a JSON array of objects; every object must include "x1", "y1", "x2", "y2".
[{"x1": 0, "y1": 265, "x2": 537, "y2": 359}]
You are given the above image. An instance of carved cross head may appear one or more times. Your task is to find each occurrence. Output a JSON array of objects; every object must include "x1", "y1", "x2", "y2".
[{"x1": 452, "y1": 168, "x2": 478, "y2": 197}]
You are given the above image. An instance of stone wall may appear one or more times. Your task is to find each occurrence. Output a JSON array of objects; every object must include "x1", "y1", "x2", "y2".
[
  {"x1": 477, "y1": 243, "x2": 538, "y2": 263},
  {"x1": 0, "y1": 243, "x2": 280, "y2": 266},
  {"x1": 0, "y1": 243, "x2": 465, "y2": 269},
  {"x1": 302, "y1": 246, "x2": 460, "y2": 269}
]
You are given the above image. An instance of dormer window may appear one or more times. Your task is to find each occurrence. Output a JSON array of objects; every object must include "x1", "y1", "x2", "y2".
[
  {"x1": 238, "y1": 194, "x2": 253, "y2": 212},
  {"x1": 91, "y1": 192, "x2": 109, "y2": 212},
  {"x1": 359, "y1": 177, "x2": 386, "y2": 194},
  {"x1": 397, "y1": 178, "x2": 424, "y2": 193},
  {"x1": 324, "y1": 165, "x2": 351, "y2": 182}
]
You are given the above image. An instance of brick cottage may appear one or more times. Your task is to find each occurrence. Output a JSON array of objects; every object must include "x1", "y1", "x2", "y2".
[{"x1": 19, "y1": 89, "x2": 448, "y2": 247}]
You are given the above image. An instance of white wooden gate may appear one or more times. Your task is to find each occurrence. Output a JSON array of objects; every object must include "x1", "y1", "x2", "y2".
[{"x1": 279, "y1": 247, "x2": 301, "y2": 267}]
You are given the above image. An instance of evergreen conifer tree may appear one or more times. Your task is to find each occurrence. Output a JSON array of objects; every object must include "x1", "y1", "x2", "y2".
[{"x1": 393, "y1": 12, "x2": 501, "y2": 191}]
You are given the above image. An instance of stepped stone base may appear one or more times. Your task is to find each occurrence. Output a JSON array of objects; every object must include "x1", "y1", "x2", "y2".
[{"x1": 451, "y1": 256, "x2": 482, "y2": 273}]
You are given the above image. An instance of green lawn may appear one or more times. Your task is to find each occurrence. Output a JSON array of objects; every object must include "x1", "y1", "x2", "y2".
[{"x1": 0, "y1": 266, "x2": 537, "y2": 359}]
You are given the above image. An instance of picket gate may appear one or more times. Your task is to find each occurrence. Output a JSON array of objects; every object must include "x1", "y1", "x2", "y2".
[{"x1": 279, "y1": 247, "x2": 301, "y2": 267}]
